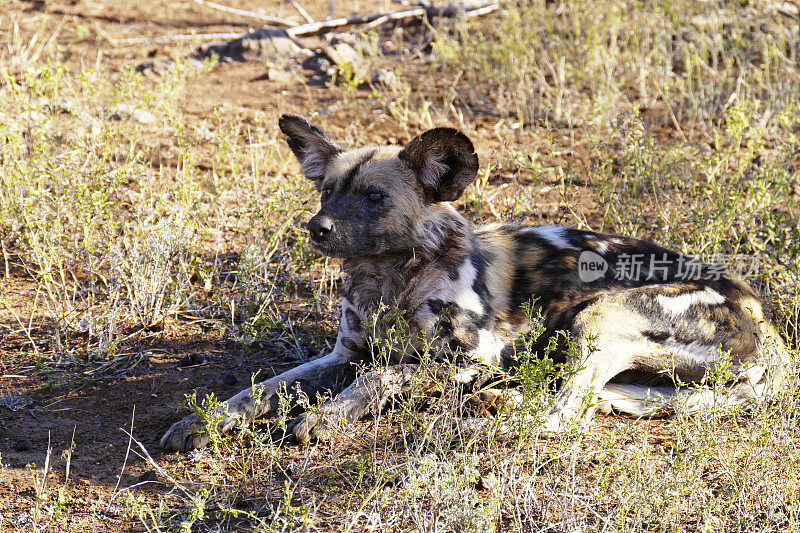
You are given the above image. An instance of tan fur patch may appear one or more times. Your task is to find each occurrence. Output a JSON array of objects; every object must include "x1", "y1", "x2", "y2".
[{"x1": 475, "y1": 224, "x2": 516, "y2": 312}]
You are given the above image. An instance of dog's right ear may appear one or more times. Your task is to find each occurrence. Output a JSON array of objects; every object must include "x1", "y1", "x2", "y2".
[
  {"x1": 279, "y1": 114, "x2": 342, "y2": 187},
  {"x1": 399, "y1": 127, "x2": 479, "y2": 203}
]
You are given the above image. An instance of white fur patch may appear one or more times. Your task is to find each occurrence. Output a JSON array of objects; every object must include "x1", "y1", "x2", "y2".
[
  {"x1": 451, "y1": 366, "x2": 481, "y2": 384},
  {"x1": 453, "y1": 260, "x2": 484, "y2": 315},
  {"x1": 473, "y1": 329, "x2": 504, "y2": 366},
  {"x1": 526, "y1": 226, "x2": 577, "y2": 249},
  {"x1": 656, "y1": 287, "x2": 725, "y2": 315},
  {"x1": 597, "y1": 383, "x2": 675, "y2": 417}
]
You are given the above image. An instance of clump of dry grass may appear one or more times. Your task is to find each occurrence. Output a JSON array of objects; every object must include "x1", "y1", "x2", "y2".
[{"x1": 435, "y1": 0, "x2": 800, "y2": 130}]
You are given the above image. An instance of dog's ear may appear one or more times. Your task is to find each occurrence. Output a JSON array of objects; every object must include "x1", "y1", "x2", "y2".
[
  {"x1": 399, "y1": 128, "x2": 479, "y2": 203},
  {"x1": 279, "y1": 114, "x2": 342, "y2": 187}
]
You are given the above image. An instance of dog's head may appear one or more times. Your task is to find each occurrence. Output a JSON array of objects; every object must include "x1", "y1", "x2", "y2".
[{"x1": 279, "y1": 114, "x2": 479, "y2": 257}]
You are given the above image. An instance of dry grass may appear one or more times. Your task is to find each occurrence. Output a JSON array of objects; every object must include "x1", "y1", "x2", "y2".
[{"x1": 1, "y1": 1, "x2": 799, "y2": 531}]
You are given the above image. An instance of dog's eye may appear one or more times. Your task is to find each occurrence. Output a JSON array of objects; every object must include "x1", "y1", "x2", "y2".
[
  {"x1": 321, "y1": 188, "x2": 332, "y2": 201},
  {"x1": 367, "y1": 192, "x2": 384, "y2": 202}
]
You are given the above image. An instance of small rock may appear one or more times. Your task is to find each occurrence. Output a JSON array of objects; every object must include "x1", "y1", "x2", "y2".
[
  {"x1": 322, "y1": 42, "x2": 371, "y2": 84},
  {"x1": 12, "y1": 439, "x2": 30, "y2": 452},
  {"x1": 222, "y1": 373, "x2": 238, "y2": 386},
  {"x1": 249, "y1": 29, "x2": 306, "y2": 59},
  {"x1": 0, "y1": 394, "x2": 35, "y2": 412},
  {"x1": 266, "y1": 68, "x2": 294, "y2": 83},
  {"x1": 177, "y1": 353, "x2": 204, "y2": 367},
  {"x1": 201, "y1": 27, "x2": 307, "y2": 63},
  {"x1": 477, "y1": 472, "x2": 498, "y2": 491},
  {"x1": 302, "y1": 54, "x2": 332, "y2": 72},
  {"x1": 131, "y1": 108, "x2": 156, "y2": 124}
]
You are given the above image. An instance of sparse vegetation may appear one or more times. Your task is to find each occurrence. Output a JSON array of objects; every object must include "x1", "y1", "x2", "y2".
[{"x1": 0, "y1": 0, "x2": 798, "y2": 531}]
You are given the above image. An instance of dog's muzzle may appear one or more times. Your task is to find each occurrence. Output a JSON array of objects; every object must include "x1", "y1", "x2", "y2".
[{"x1": 307, "y1": 214, "x2": 335, "y2": 242}]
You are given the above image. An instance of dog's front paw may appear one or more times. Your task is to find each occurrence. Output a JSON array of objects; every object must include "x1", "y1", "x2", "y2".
[
  {"x1": 161, "y1": 414, "x2": 211, "y2": 452},
  {"x1": 291, "y1": 411, "x2": 336, "y2": 444}
]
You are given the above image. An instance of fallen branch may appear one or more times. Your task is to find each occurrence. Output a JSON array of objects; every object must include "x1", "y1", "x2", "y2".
[
  {"x1": 286, "y1": 1, "x2": 499, "y2": 37},
  {"x1": 135, "y1": 0, "x2": 498, "y2": 74},
  {"x1": 364, "y1": 1, "x2": 498, "y2": 29},
  {"x1": 190, "y1": 0, "x2": 299, "y2": 26}
]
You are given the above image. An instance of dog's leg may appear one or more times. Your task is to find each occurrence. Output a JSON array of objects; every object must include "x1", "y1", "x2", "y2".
[
  {"x1": 541, "y1": 298, "x2": 655, "y2": 432},
  {"x1": 542, "y1": 335, "x2": 633, "y2": 431},
  {"x1": 291, "y1": 363, "x2": 456, "y2": 443},
  {"x1": 596, "y1": 338, "x2": 788, "y2": 418},
  {"x1": 161, "y1": 300, "x2": 366, "y2": 451},
  {"x1": 161, "y1": 352, "x2": 356, "y2": 451},
  {"x1": 542, "y1": 293, "x2": 790, "y2": 430}
]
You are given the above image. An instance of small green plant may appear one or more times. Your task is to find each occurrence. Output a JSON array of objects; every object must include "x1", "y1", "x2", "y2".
[
  {"x1": 375, "y1": 452, "x2": 498, "y2": 533},
  {"x1": 177, "y1": 487, "x2": 211, "y2": 533},
  {"x1": 494, "y1": 301, "x2": 582, "y2": 444},
  {"x1": 26, "y1": 434, "x2": 75, "y2": 532},
  {"x1": 180, "y1": 391, "x2": 225, "y2": 455},
  {"x1": 270, "y1": 482, "x2": 316, "y2": 532}
]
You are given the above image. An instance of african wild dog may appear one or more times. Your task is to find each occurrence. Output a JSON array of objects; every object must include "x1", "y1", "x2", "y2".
[{"x1": 160, "y1": 115, "x2": 789, "y2": 451}]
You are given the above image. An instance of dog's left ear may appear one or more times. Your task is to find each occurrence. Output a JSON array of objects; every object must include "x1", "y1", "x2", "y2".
[
  {"x1": 279, "y1": 114, "x2": 342, "y2": 188},
  {"x1": 399, "y1": 128, "x2": 479, "y2": 203}
]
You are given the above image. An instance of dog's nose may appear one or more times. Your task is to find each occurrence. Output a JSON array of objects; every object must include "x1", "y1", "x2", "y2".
[{"x1": 307, "y1": 215, "x2": 334, "y2": 240}]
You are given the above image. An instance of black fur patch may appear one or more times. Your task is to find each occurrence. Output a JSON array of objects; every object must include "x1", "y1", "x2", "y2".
[
  {"x1": 506, "y1": 225, "x2": 750, "y2": 331},
  {"x1": 643, "y1": 330, "x2": 670, "y2": 342},
  {"x1": 427, "y1": 298, "x2": 489, "y2": 352},
  {"x1": 341, "y1": 337, "x2": 364, "y2": 353},
  {"x1": 469, "y1": 250, "x2": 492, "y2": 305},
  {"x1": 508, "y1": 229, "x2": 576, "y2": 324},
  {"x1": 345, "y1": 309, "x2": 362, "y2": 332}
]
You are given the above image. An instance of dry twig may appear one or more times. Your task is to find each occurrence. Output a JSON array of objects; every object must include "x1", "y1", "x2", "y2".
[
  {"x1": 285, "y1": 1, "x2": 499, "y2": 36},
  {"x1": 288, "y1": 0, "x2": 316, "y2": 24},
  {"x1": 190, "y1": 0, "x2": 299, "y2": 26},
  {"x1": 364, "y1": 1, "x2": 499, "y2": 29}
]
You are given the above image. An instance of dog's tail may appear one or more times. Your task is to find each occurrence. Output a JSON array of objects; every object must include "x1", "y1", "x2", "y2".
[{"x1": 597, "y1": 324, "x2": 792, "y2": 418}]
